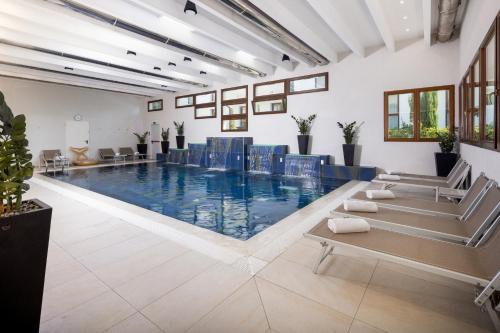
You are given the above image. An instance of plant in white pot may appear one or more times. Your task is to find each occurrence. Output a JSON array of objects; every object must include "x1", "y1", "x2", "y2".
[
  {"x1": 291, "y1": 114, "x2": 316, "y2": 155},
  {"x1": 174, "y1": 121, "x2": 185, "y2": 149},
  {"x1": 337, "y1": 121, "x2": 357, "y2": 166},
  {"x1": 0, "y1": 91, "x2": 52, "y2": 331}
]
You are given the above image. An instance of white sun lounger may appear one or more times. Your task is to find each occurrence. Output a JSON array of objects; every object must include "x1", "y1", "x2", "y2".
[{"x1": 394, "y1": 158, "x2": 465, "y2": 182}]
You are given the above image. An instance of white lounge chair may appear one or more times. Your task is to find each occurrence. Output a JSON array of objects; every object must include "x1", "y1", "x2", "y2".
[{"x1": 393, "y1": 158, "x2": 465, "y2": 182}]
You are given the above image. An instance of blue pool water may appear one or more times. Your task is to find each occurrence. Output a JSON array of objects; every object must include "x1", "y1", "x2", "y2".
[{"x1": 49, "y1": 163, "x2": 347, "y2": 240}]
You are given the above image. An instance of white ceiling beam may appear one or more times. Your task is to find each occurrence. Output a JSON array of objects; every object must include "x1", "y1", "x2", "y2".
[
  {"x1": 306, "y1": 0, "x2": 366, "y2": 57},
  {"x1": 423, "y1": 0, "x2": 433, "y2": 47},
  {"x1": 364, "y1": 0, "x2": 396, "y2": 52}
]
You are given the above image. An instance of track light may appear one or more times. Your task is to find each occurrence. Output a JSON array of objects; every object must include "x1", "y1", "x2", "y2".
[
  {"x1": 126, "y1": 50, "x2": 136, "y2": 56},
  {"x1": 161, "y1": 85, "x2": 168, "y2": 87},
  {"x1": 168, "y1": 62, "x2": 176, "y2": 66},
  {"x1": 282, "y1": 54, "x2": 290, "y2": 62},
  {"x1": 200, "y1": 71, "x2": 206, "y2": 75},
  {"x1": 64, "y1": 66, "x2": 74, "y2": 70},
  {"x1": 184, "y1": 1, "x2": 197, "y2": 15},
  {"x1": 154, "y1": 66, "x2": 161, "y2": 71},
  {"x1": 184, "y1": 57, "x2": 192, "y2": 62}
]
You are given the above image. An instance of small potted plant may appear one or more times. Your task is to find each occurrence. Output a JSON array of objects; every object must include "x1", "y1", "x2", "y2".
[
  {"x1": 0, "y1": 91, "x2": 52, "y2": 331},
  {"x1": 174, "y1": 121, "x2": 185, "y2": 149},
  {"x1": 133, "y1": 131, "x2": 149, "y2": 157},
  {"x1": 291, "y1": 114, "x2": 316, "y2": 155},
  {"x1": 435, "y1": 131, "x2": 458, "y2": 176},
  {"x1": 337, "y1": 121, "x2": 357, "y2": 166},
  {"x1": 161, "y1": 128, "x2": 170, "y2": 154}
]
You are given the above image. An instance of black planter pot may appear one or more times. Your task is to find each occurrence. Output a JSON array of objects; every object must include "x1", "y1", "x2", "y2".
[
  {"x1": 0, "y1": 199, "x2": 52, "y2": 332},
  {"x1": 176, "y1": 135, "x2": 185, "y2": 149},
  {"x1": 342, "y1": 144, "x2": 355, "y2": 166},
  {"x1": 297, "y1": 135, "x2": 310, "y2": 155},
  {"x1": 137, "y1": 143, "x2": 148, "y2": 159},
  {"x1": 161, "y1": 141, "x2": 170, "y2": 154},
  {"x1": 435, "y1": 152, "x2": 458, "y2": 177}
]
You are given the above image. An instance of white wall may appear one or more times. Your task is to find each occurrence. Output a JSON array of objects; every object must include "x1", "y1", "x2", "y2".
[
  {"x1": 0, "y1": 77, "x2": 146, "y2": 165},
  {"x1": 457, "y1": 0, "x2": 500, "y2": 181},
  {"x1": 146, "y1": 39, "x2": 459, "y2": 175}
]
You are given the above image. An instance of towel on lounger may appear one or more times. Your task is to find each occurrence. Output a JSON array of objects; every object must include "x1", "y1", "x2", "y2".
[
  {"x1": 386, "y1": 170, "x2": 402, "y2": 175},
  {"x1": 366, "y1": 190, "x2": 395, "y2": 199},
  {"x1": 378, "y1": 174, "x2": 401, "y2": 181},
  {"x1": 328, "y1": 218, "x2": 370, "y2": 233},
  {"x1": 343, "y1": 200, "x2": 378, "y2": 212}
]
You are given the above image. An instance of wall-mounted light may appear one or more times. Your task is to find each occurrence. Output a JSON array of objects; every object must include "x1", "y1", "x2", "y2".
[
  {"x1": 282, "y1": 54, "x2": 290, "y2": 62},
  {"x1": 184, "y1": 57, "x2": 192, "y2": 62},
  {"x1": 154, "y1": 66, "x2": 161, "y2": 71},
  {"x1": 184, "y1": 1, "x2": 197, "y2": 15},
  {"x1": 126, "y1": 50, "x2": 136, "y2": 56},
  {"x1": 200, "y1": 71, "x2": 206, "y2": 75},
  {"x1": 64, "y1": 66, "x2": 74, "y2": 70},
  {"x1": 168, "y1": 62, "x2": 176, "y2": 66}
]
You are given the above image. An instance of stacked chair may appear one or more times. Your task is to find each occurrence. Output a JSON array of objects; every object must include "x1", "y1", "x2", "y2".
[{"x1": 305, "y1": 160, "x2": 500, "y2": 331}]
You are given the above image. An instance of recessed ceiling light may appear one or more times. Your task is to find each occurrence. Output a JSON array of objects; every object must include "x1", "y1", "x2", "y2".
[
  {"x1": 184, "y1": 57, "x2": 192, "y2": 62},
  {"x1": 154, "y1": 66, "x2": 161, "y2": 71},
  {"x1": 405, "y1": 28, "x2": 410, "y2": 32},
  {"x1": 184, "y1": 1, "x2": 197, "y2": 15},
  {"x1": 400, "y1": 0, "x2": 405, "y2": 4},
  {"x1": 200, "y1": 71, "x2": 206, "y2": 75},
  {"x1": 402, "y1": 16, "x2": 408, "y2": 20},
  {"x1": 168, "y1": 62, "x2": 176, "y2": 66},
  {"x1": 64, "y1": 66, "x2": 73, "y2": 70},
  {"x1": 126, "y1": 50, "x2": 136, "y2": 56}
]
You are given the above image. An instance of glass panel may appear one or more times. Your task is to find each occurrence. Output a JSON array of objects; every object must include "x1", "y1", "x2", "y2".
[
  {"x1": 473, "y1": 110, "x2": 480, "y2": 140},
  {"x1": 474, "y1": 60, "x2": 480, "y2": 109},
  {"x1": 485, "y1": 34, "x2": 496, "y2": 141},
  {"x1": 289, "y1": 75, "x2": 326, "y2": 93},
  {"x1": 195, "y1": 92, "x2": 215, "y2": 105},
  {"x1": 222, "y1": 88, "x2": 246, "y2": 101},
  {"x1": 255, "y1": 82, "x2": 285, "y2": 97},
  {"x1": 223, "y1": 103, "x2": 246, "y2": 116},
  {"x1": 387, "y1": 93, "x2": 414, "y2": 138},
  {"x1": 253, "y1": 99, "x2": 285, "y2": 114},
  {"x1": 419, "y1": 90, "x2": 451, "y2": 139},
  {"x1": 195, "y1": 106, "x2": 216, "y2": 118},
  {"x1": 176, "y1": 96, "x2": 193, "y2": 107},
  {"x1": 222, "y1": 119, "x2": 247, "y2": 131},
  {"x1": 148, "y1": 100, "x2": 162, "y2": 111}
]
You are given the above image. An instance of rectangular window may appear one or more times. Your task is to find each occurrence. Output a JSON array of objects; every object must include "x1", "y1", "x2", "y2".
[
  {"x1": 195, "y1": 106, "x2": 216, "y2": 119},
  {"x1": 384, "y1": 85, "x2": 454, "y2": 141},
  {"x1": 472, "y1": 58, "x2": 480, "y2": 141},
  {"x1": 193, "y1": 90, "x2": 217, "y2": 119},
  {"x1": 484, "y1": 30, "x2": 496, "y2": 143},
  {"x1": 254, "y1": 80, "x2": 286, "y2": 98},
  {"x1": 175, "y1": 95, "x2": 193, "y2": 108},
  {"x1": 288, "y1": 72, "x2": 328, "y2": 95},
  {"x1": 148, "y1": 99, "x2": 163, "y2": 112},
  {"x1": 221, "y1": 86, "x2": 248, "y2": 132},
  {"x1": 253, "y1": 80, "x2": 286, "y2": 115}
]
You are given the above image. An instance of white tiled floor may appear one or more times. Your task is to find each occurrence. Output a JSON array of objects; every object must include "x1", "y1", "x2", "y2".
[{"x1": 26, "y1": 181, "x2": 496, "y2": 333}]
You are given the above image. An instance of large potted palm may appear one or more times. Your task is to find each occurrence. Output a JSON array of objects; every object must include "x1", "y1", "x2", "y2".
[
  {"x1": 291, "y1": 114, "x2": 316, "y2": 155},
  {"x1": 0, "y1": 91, "x2": 52, "y2": 331},
  {"x1": 337, "y1": 121, "x2": 357, "y2": 166},
  {"x1": 174, "y1": 121, "x2": 185, "y2": 149},
  {"x1": 133, "y1": 131, "x2": 149, "y2": 157}
]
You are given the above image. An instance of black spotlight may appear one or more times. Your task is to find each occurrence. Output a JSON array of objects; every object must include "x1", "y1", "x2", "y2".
[
  {"x1": 154, "y1": 66, "x2": 161, "y2": 71},
  {"x1": 200, "y1": 71, "x2": 206, "y2": 75},
  {"x1": 184, "y1": 1, "x2": 197, "y2": 15},
  {"x1": 168, "y1": 62, "x2": 176, "y2": 66},
  {"x1": 282, "y1": 54, "x2": 290, "y2": 62},
  {"x1": 64, "y1": 67, "x2": 74, "y2": 70},
  {"x1": 161, "y1": 85, "x2": 168, "y2": 87},
  {"x1": 184, "y1": 57, "x2": 192, "y2": 62},
  {"x1": 126, "y1": 50, "x2": 136, "y2": 56}
]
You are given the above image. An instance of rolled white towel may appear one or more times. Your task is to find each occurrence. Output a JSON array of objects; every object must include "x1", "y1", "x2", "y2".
[
  {"x1": 378, "y1": 174, "x2": 401, "y2": 181},
  {"x1": 343, "y1": 200, "x2": 378, "y2": 212},
  {"x1": 115, "y1": 152, "x2": 120, "y2": 156},
  {"x1": 328, "y1": 218, "x2": 370, "y2": 234},
  {"x1": 386, "y1": 170, "x2": 402, "y2": 175},
  {"x1": 366, "y1": 190, "x2": 395, "y2": 199}
]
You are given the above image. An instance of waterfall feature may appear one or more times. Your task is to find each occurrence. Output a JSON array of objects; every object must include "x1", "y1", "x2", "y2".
[
  {"x1": 248, "y1": 145, "x2": 275, "y2": 173},
  {"x1": 208, "y1": 137, "x2": 233, "y2": 169},
  {"x1": 187, "y1": 144, "x2": 206, "y2": 166},
  {"x1": 284, "y1": 155, "x2": 320, "y2": 177}
]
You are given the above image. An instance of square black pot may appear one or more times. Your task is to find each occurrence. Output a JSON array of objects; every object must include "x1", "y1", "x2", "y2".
[{"x1": 435, "y1": 152, "x2": 458, "y2": 177}]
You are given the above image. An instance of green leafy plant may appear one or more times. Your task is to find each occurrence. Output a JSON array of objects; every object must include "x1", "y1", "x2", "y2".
[
  {"x1": 0, "y1": 91, "x2": 34, "y2": 215},
  {"x1": 291, "y1": 114, "x2": 316, "y2": 135},
  {"x1": 174, "y1": 121, "x2": 184, "y2": 136},
  {"x1": 337, "y1": 121, "x2": 357, "y2": 144},
  {"x1": 161, "y1": 128, "x2": 169, "y2": 141},
  {"x1": 437, "y1": 131, "x2": 456, "y2": 153},
  {"x1": 133, "y1": 131, "x2": 149, "y2": 144}
]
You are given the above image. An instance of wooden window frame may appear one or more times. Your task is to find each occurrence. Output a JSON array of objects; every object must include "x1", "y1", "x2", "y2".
[
  {"x1": 287, "y1": 72, "x2": 329, "y2": 95},
  {"x1": 194, "y1": 90, "x2": 217, "y2": 119},
  {"x1": 175, "y1": 94, "x2": 194, "y2": 108},
  {"x1": 252, "y1": 79, "x2": 287, "y2": 115},
  {"x1": 459, "y1": 11, "x2": 500, "y2": 152},
  {"x1": 147, "y1": 99, "x2": 163, "y2": 112},
  {"x1": 221, "y1": 85, "x2": 248, "y2": 132},
  {"x1": 384, "y1": 85, "x2": 455, "y2": 142}
]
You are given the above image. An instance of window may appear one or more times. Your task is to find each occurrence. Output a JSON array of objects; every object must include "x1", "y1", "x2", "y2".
[
  {"x1": 194, "y1": 91, "x2": 216, "y2": 119},
  {"x1": 288, "y1": 72, "x2": 328, "y2": 95},
  {"x1": 148, "y1": 99, "x2": 163, "y2": 112},
  {"x1": 384, "y1": 85, "x2": 454, "y2": 141},
  {"x1": 221, "y1": 86, "x2": 248, "y2": 132},
  {"x1": 459, "y1": 13, "x2": 500, "y2": 152},
  {"x1": 253, "y1": 80, "x2": 286, "y2": 115},
  {"x1": 175, "y1": 95, "x2": 193, "y2": 108}
]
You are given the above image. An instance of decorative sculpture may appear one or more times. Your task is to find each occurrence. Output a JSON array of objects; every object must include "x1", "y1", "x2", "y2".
[{"x1": 70, "y1": 147, "x2": 98, "y2": 166}]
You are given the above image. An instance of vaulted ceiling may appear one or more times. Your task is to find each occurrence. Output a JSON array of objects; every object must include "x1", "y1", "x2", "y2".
[{"x1": 0, "y1": 0, "x2": 461, "y2": 97}]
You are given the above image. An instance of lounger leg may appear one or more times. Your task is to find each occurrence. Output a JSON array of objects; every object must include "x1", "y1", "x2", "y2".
[
  {"x1": 484, "y1": 298, "x2": 500, "y2": 333},
  {"x1": 475, "y1": 272, "x2": 500, "y2": 307},
  {"x1": 313, "y1": 242, "x2": 334, "y2": 274}
]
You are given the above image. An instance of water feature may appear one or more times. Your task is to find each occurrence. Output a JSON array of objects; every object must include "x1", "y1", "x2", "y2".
[
  {"x1": 187, "y1": 143, "x2": 206, "y2": 166},
  {"x1": 207, "y1": 137, "x2": 232, "y2": 169},
  {"x1": 248, "y1": 145, "x2": 275, "y2": 173},
  {"x1": 284, "y1": 154, "x2": 321, "y2": 177}
]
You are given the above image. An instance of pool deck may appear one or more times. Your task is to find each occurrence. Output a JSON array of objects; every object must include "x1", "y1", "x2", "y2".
[{"x1": 27, "y1": 173, "x2": 495, "y2": 333}]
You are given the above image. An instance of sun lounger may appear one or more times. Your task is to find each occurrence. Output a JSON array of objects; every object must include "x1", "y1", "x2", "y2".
[
  {"x1": 98, "y1": 148, "x2": 116, "y2": 161},
  {"x1": 351, "y1": 174, "x2": 493, "y2": 218},
  {"x1": 393, "y1": 158, "x2": 465, "y2": 182},
  {"x1": 119, "y1": 147, "x2": 134, "y2": 160},
  {"x1": 304, "y1": 218, "x2": 500, "y2": 328},
  {"x1": 373, "y1": 162, "x2": 471, "y2": 202},
  {"x1": 40, "y1": 149, "x2": 69, "y2": 173},
  {"x1": 333, "y1": 185, "x2": 500, "y2": 246}
]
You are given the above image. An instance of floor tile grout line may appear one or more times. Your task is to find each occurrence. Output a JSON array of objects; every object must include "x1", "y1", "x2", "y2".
[{"x1": 253, "y1": 277, "x2": 273, "y2": 332}]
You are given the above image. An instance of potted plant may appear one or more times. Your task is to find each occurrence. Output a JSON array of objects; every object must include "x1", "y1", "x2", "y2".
[
  {"x1": 161, "y1": 127, "x2": 170, "y2": 154},
  {"x1": 435, "y1": 131, "x2": 458, "y2": 177},
  {"x1": 0, "y1": 91, "x2": 52, "y2": 331},
  {"x1": 337, "y1": 121, "x2": 357, "y2": 166},
  {"x1": 174, "y1": 121, "x2": 185, "y2": 149},
  {"x1": 133, "y1": 131, "x2": 149, "y2": 158},
  {"x1": 291, "y1": 114, "x2": 316, "y2": 155}
]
